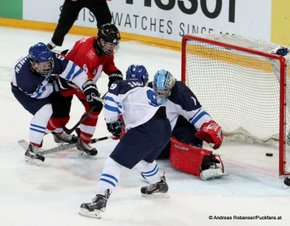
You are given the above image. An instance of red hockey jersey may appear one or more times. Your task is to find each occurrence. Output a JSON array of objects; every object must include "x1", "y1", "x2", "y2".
[{"x1": 66, "y1": 36, "x2": 119, "y2": 81}]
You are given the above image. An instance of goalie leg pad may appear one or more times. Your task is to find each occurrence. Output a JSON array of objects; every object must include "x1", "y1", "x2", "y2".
[{"x1": 169, "y1": 137, "x2": 212, "y2": 176}]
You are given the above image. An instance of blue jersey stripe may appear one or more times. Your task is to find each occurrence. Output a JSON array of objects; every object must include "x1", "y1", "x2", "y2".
[
  {"x1": 65, "y1": 64, "x2": 76, "y2": 80},
  {"x1": 190, "y1": 111, "x2": 209, "y2": 125},
  {"x1": 71, "y1": 68, "x2": 83, "y2": 80},
  {"x1": 104, "y1": 104, "x2": 121, "y2": 114}
]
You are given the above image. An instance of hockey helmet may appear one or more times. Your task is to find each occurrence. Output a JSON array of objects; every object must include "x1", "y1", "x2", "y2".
[
  {"x1": 29, "y1": 42, "x2": 54, "y2": 76},
  {"x1": 126, "y1": 64, "x2": 149, "y2": 84},
  {"x1": 96, "y1": 23, "x2": 121, "y2": 56},
  {"x1": 153, "y1": 69, "x2": 176, "y2": 99}
]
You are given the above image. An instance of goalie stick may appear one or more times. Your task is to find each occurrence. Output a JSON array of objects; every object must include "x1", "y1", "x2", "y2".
[{"x1": 18, "y1": 135, "x2": 114, "y2": 155}]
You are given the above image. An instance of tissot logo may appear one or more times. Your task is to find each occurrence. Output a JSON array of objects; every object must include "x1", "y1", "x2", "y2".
[{"x1": 125, "y1": 0, "x2": 236, "y2": 23}]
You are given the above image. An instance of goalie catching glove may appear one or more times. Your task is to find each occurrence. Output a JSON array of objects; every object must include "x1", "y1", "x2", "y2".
[
  {"x1": 82, "y1": 80, "x2": 100, "y2": 102},
  {"x1": 106, "y1": 119, "x2": 123, "y2": 137},
  {"x1": 195, "y1": 120, "x2": 224, "y2": 149}
]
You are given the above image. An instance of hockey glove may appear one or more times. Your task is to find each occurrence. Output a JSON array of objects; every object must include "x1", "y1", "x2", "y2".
[
  {"x1": 108, "y1": 70, "x2": 123, "y2": 88},
  {"x1": 275, "y1": 47, "x2": 289, "y2": 56},
  {"x1": 195, "y1": 120, "x2": 224, "y2": 149},
  {"x1": 52, "y1": 77, "x2": 70, "y2": 92},
  {"x1": 106, "y1": 119, "x2": 123, "y2": 137},
  {"x1": 82, "y1": 80, "x2": 100, "y2": 102}
]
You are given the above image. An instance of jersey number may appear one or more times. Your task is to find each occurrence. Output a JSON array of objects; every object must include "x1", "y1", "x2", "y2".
[{"x1": 146, "y1": 90, "x2": 158, "y2": 107}]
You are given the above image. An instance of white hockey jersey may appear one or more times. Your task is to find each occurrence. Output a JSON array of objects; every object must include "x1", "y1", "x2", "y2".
[{"x1": 103, "y1": 80, "x2": 160, "y2": 130}]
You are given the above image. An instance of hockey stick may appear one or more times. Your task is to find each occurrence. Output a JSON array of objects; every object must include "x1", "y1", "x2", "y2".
[
  {"x1": 18, "y1": 135, "x2": 115, "y2": 156},
  {"x1": 62, "y1": 95, "x2": 106, "y2": 134},
  {"x1": 63, "y1": 106, "x2": 96, "y2": 134}
]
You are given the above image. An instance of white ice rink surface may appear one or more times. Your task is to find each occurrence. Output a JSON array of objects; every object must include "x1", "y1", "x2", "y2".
[{"x1": 0, "y1": 27, "x2": 289, "y2": 226}]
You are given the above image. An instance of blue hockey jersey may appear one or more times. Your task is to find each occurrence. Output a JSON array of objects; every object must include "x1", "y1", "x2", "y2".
[
  {"x1": 151, "y1": 81, "x2": 213, "y2": 130},
  {"x1": 11, "y1": 53, "x2": 89, "y2": 99}
]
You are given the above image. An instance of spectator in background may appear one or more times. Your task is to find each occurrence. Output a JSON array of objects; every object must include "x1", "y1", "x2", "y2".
[{"x1": 47, "y1": 0, "x2": 112, "y2": 50}]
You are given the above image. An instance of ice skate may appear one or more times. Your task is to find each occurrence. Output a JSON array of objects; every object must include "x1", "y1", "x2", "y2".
[
  {"x1": 77, "y1": 139, "x2": 98, "y2": 156},
  {"x1": 200, "y1": 154, "x2": 225, "y2": 180},
  {"x1": 46, "y1": 42, "x2": 56, "y2": 50},
  {"x1": 53, "y1": 132, "x2": 78, "y2": 144},
  {"x1": 141, "y1": 175, "x2": 169, "y2": 197},
  {"x1": 79, "y1": 190, "x2": 110, "y2": 218},
  {"x1": 24, "y1": 143, "x2": 45, "y2": 165}
]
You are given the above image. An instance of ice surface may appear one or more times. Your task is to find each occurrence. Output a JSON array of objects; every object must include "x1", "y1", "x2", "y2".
[{"x1": 0, "y1": 27, "x2": 289, "y2": 226}]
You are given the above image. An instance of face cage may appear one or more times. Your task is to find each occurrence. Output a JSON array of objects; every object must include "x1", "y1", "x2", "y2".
[
  {"x1": 31, "y1": 59, "x2": 54, "y2": 76},
  {"x1": 155, "y1": 89, "x2": 171, "y2": 99},
  {"x1": 101, "y1": 41, "x2": 119, "y2": 56}
]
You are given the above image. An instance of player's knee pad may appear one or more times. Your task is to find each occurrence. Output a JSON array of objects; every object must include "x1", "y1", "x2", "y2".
[
  {"x1": 34, "y1": 104, "x2": 53, "y2": 122},
  {"x1": 169, "y1": 137, "x2": 213, "y2": 176}
]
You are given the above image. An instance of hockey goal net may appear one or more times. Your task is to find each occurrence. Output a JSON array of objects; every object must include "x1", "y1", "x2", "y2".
[{"x1": 182, "y1": 34, "x2": 290, "y2": 176}]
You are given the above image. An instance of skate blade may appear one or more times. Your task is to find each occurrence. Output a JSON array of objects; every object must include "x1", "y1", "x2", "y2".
[
  {"x1": 78, "y1": 152, "x2": 93, "y2": 159},
  {"x1": 24, "y1": 157, "x2": 43, "y2": 166},
  {"x1": 79, "y1": 208, "x2": 103, "y2": 219},
  {"x1": 78, "y1": 151, "x2": 97, "y2": 159},
  {"x1": 141, "y1": 192, "x2": 170, "y2": 198}
]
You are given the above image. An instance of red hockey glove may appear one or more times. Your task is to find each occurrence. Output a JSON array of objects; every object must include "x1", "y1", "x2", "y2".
[{"x1": 195, "y1": 120, "x2": 224, "y2": 149}]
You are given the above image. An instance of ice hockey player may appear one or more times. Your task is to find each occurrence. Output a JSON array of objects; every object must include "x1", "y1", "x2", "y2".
[
  {"x1": 11, "y1": 42, "x2": 100, "y2": 164},
  {"x1": 79, "y1": 65, "x2": 171, "y2": 219},
  {"x1": 49, "y1": 23, "x2": 122, "y2": 155},
  {"x1": 150, "y1": 69, "x2": 225, "y2": 180}
]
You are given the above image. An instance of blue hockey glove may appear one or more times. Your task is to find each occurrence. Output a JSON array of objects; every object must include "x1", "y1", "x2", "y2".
[{"x1": 106, "y1": 119, "x2": 123, "y2": 137}]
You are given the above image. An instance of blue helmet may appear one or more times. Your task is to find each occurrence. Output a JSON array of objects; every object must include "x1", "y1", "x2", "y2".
[
  {"x1": 153, "y1": 69, "x2": 176, "y2": 99},
  {"x1": 29, "y1": 42, "x2": 54, "y2": 76},
  {"x1": 126, "y1": 64, "x2": 149, "y2": 84}
]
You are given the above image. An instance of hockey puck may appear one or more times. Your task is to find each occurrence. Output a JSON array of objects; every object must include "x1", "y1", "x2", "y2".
[
  {"x1": 265, "y1": 153, "x2": 273, "y2": 157},
  {"x1": 284, "y1": 177, "x2": 290, "y2": 186}
]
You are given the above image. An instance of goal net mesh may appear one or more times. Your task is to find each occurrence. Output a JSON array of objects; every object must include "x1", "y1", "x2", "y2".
[{"x1": 182, "y1": 34, "x2": 290, "y2": 175}]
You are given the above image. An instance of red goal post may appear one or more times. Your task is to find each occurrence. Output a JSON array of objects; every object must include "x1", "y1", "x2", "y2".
[{"x1": 181, "y1": 34, "x2": 289, "y2": 176}]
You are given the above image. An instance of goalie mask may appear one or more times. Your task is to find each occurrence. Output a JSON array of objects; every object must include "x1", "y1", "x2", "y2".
[
  {"x1": 29, "y1": 42, "x2": 54, "y2": 76},
  {"x1": 126, "y1": 64, "x2": 149, "y2": 85},
  {"x1": 153, "y1": 69, "x2": 176, "y2": 104},
  {"x1": 95, "y1": 23, "x2": 121, "y2": 56}
]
